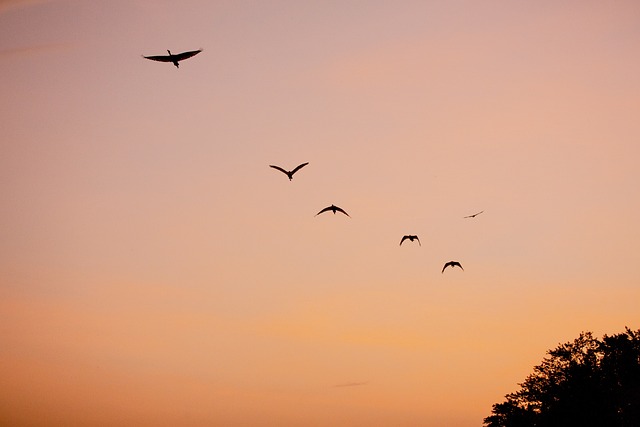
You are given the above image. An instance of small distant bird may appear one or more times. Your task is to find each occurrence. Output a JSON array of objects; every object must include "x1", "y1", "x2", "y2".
[
  {"x1": 143, "y1": 49, "x2": 202, "y2": 68},
  {"x1": 442, "y1": 261, "x2": 464, "y2": 273},
  {"x1": 269, "y1": 162, "x2": 309, "y2": 181},
  {"x1": 464, "y1": 210, "x2": 484, "y2": 218},
  {"x1": 400, "y1": 235, "x2": 421, "y2": 246},
  {"x1": 316, "y1": 204, "x2": 350, "y2": 217}
]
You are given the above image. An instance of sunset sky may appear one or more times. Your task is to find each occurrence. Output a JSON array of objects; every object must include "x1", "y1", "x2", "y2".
[{"x1": 1, "y1": 1, "x2": 639, "y2": 425}]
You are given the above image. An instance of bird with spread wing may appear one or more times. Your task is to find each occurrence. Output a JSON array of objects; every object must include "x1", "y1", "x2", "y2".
[
  {"x1": 464, "y1": 210, "x2": 484, "y2": 219},
  {"x1": 315, "y1": 204, "x2": 350, "y2": 217},
  {"x1": 400, "y1": 235, "x2": 421, "y2": 246},
  {"x1": 269, "y1": 162, "x2": 309, "y2": 181},
  {"x1": 143, "y1": 49, "x2": 202, "y2": 68},
  {"x1": 442, "y1": 261, "x2": 464, "y2": 273}
]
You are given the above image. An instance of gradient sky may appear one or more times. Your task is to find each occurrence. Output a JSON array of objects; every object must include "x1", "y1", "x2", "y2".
[{"x1": 1, "y1": 1, "x2": 639, "y2": 426}]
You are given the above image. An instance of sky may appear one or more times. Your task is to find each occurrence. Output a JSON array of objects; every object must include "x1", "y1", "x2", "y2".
[{"x1": 1, "y1": 0, "x2": 639, "y2": 425}]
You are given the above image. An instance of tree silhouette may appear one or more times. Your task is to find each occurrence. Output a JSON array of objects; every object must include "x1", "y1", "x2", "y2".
[{"x1": 484, "y1": 327, "x2": 640, "y2": 427}]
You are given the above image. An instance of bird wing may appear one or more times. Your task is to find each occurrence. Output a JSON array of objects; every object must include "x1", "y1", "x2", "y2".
[
  {"x1": 173, "y1": 49, "x2": 202, "y2": 61},
  {"x1": 334, "y1": 206, "x2": 350, "y2": 217},
  {"x1": 315, "y1": 206, "x2": 332, "y2": 216},
  {"x1": 290, "y1": 162, "x2": 309, "y2": 175},
  {"x1": 269, "y1": 165, "x2": 289, "y2": 175},
  {"x1": 442, "y1": 262, "x2": 450, "y2": 273},
  {"x1": 454, "y1": 262, "x2": 464, "y2": 270},
  {"x1": 400, "y1": 236, "x2": 409, "y2": 246},
  {"x1": 415, "y1": 236, "x2": 421, "y2": 246},
  {"x1": 143, "y1": 54, "x2": 173, "y2": 62}
]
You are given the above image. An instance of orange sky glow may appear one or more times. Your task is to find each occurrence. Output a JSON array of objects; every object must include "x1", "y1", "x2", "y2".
[{"x1": 1, "y1": 1, "x2": 639, "y2": 426}]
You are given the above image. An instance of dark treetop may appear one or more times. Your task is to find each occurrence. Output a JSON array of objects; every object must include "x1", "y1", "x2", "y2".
[{"x1": 484, "y1": 327, "x2": 640, "y2": 427}]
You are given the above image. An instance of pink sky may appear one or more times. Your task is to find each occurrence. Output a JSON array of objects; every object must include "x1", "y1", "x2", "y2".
[{"x1": 1, "y1": 1, "x2": 639, "y2": 425}]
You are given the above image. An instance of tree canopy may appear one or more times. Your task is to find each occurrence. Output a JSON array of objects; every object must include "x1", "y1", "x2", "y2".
[{"x1": 484, "y1": 327, "x2": 640, "y2": 427}]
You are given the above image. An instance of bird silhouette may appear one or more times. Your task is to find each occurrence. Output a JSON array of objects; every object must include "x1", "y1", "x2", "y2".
[
  {"x1": 316, "y1": 204, "x2": 350, "y2": 217},
  {"x1": 269, "y1": 162, "x2": 309, "y2": 181},
  {"x1": 464, "y1": 210, "x2": 484, "y2": 218},
  {"x1": 400, "y1": 235, "x2": 421, "y2": 246},
  {"x1": 143, "y1": 49, "x2": 202, "y2": 68},
  {"x1": 442, "y1": 261, "x2": 464, "y2": 273}
]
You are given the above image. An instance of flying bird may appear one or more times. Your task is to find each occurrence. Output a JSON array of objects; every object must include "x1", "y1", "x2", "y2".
[
  {"x1": 464, "y1": 210, "x2": 484, "y2": 218},
  {"x1": 442, "y1": 261, "x2": 464, "y2": 273},
  {"x1": 269, "y1": 162, "x2": 309, "y2": 181},
  {"x1": 316, "y1": 204, "x2": 350, "y2": 217},
  {"x1": 142, "y1": 49, "x2": 202, "y2": 68},
  {"x1": 400, "y1": 235, "x2": 421, "y2": 246}
]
